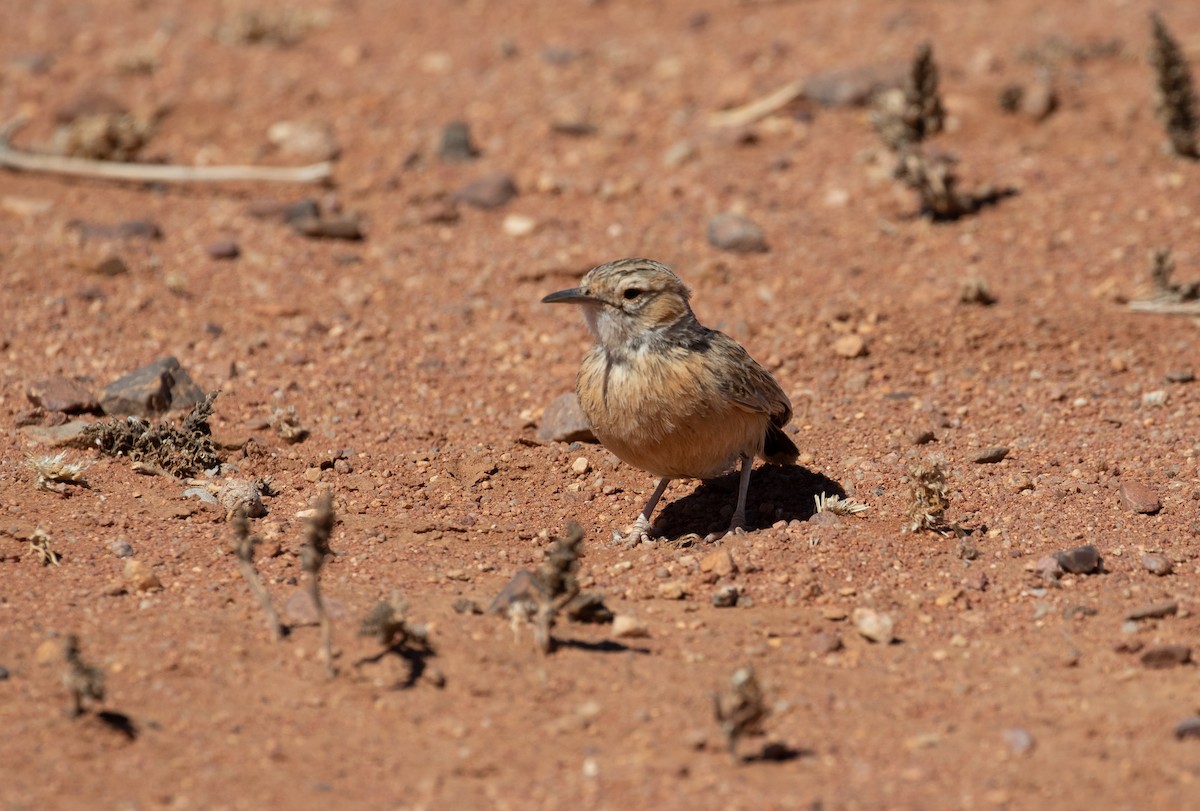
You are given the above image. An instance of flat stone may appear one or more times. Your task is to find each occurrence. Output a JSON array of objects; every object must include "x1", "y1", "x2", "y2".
[
  {"x1": 1125, "y1": 600, "x2": 1178, "y2": 621},
  {"x1": 537, "y1": 393, "x2": 595, "y2": 443},
  {"x1": 100, "y1": 356, "x2": 205, "y2": 416},
  {"x1": 89, "y1": 256, "x2": 129, "y2": 277},
  {"x1": 1141, "y1": 553, "x2": 1174, "y2": 577},
  {"x1": 19, "y1": 420, "x2": 93, "y2": 448},
  {"x1": 1119, "y1": 481, "x2": 1161, "y2": 514},
  {"x1": 1052, "y1": 544, "x2": 1101, "y2": 575},
  {"x1": 611, "y1": 614, "x2": 650, "y2": 639},
  {"x1": 453, "y1": 172, "x2": 518, "y2": 209},
  {"x1": 291, "y1": 213, "x2": 364, "y2": 241},
  {"x1": 832, "y1": 334, "x2": 867, "y2": 359},
  {"x1": 810, "y1": 631, "x2": 842, "y2": 655},
  {"x1": 70, "y1": 218, "x2": 162, "y2": 240},
  {"x1": 438, "y1": 120, "x2": 479, "y2": 162},
  {"x1": 206, "y1": 240, "x2": 240, "y2": 260},
  {"x1": 706, "y1": 212, "x2": 768, "y2": 253},
  {"x1": 803, "y1": 62, "x2": 907, "y2": 107},
  {"x1": 1174, "y1": 717, "x2": 1200, "y2": 740},
  {"x1": 1140, "y1": 644, "x2": 1192, "y2": 669},
  {"x1": 700, "y1": 548, "x2": 737, "y2": 577},
  {"x1": 27, "y1": 376, "x2": 99, "y2": 413},
  {"x1": 972, "y1": 446, "x2": 1010, "y2": 464}
]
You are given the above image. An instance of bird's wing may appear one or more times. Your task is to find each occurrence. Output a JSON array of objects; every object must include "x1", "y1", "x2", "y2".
[{"x1": 710, "y1": 333, "x2": 793, "y2": 426}]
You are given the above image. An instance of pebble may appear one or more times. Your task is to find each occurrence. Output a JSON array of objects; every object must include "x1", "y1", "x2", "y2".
[
  {"x1": 1019, "y1": 75, "x2": 1057, "y2": 120},
  {"x1": 662, "y1": 140, "x2": 696, "y2": 168},
  {"x1": 453, "y1": 172, "x2": 518, "y2": 209},
  {"x1": 26, "y1": 376, "x2": 99, "y2": 414},
  {"x1": 18, "y1": 420, "x2": 92, "y2": 448},
  {"x1": 972, "y1": 447, "x2": 1010, "y2": 464},
  {"x1": 89, "y1": 256, "x2": 129, "y2": 277},
  {"x1": 0, "y1": 665, "x2": 8, "y2": 681},
  {"x1": 911, "y1": 430, "x2": 936, "y2": 446},
  {"x1": 822, "y1": 606, "x2": 848, "y2": 621},
  {"x1": 1, "y1": 195, "x2": 53, "y2": 217},
  {"x1": 70, "y1": 218, "x2": 162, "y2": 241},
  {"x1": 611, "y1": 614, "x2": 650, "y2": 639},
  {"x1": 570, "y1": 456, "x2": 591, "y2": 475},
  {"x1": 1165, "y1": 368, "x2": 1195, "y2": 384},
  {"x1": 1125, "y1": 600, "x2": 1178, "y2": 622},
  {"x1": 711, "y1": 585, "x2": 739, "y2": 608},
  {"x1": 1141, "y1": 553, "x2": 1173, "y2": 577},
  {"x1": 438, "y1": 120, "x2": 479, "y2": 163},
  {"x1": 658, "y1": 582, "x2": 686, "y2": 600},
  {"x1": 832, "y1": 334, "x2": 867, "y2": 359},
  {"x1": 206, "y1": 240, "x2": 240, "y2": 260},
  {"x1": 109, "y1": 540, "x2": 134, "y2": 558},
  {"x1": 502, "y1": 214, "x2": 537, "y2": 237},
  {"x1": 1140, "y1": 644, "x2": 1192, "y2": 669},
  {"x1": 100, "y1": 356, "x2": 205, "y2": 417},
  {"x1": 1035, "y1": 555, "x2": 1064, "y2": 580},
  {"x1": 1052, "y1": 544, "x2": 1101, "y2": 575},
  {"x1": 706, "y1": 212, "x2": 768, "y2": 253},
  {"x1": 802, "y1": 62, "x2": 907, "y2": 107},
  {"x1": 267, "y1": 119, "x2": 339, "y2": 161},
  {"x1": 810, "y1": 631, "x2": 842, "y2": 655},
  {"x1": 537, "y1": 393, "x2": 595, "y2": 443},
  {"x1": 700, "y1": 548, "x2": 737, "y2": 577},
  {"x1": 1118, "y1": 481, "x2": 1161, "y2": 515},
  {"x1": 219, "y1": 479, "x2": 267, "y2": 518},
  {"x1": 852, "y1": 607, "x2": 895, "y2": 644},
  {"x1": 1002, "y1": 727, "x2": 1035, "y2": 755},
  {"x1": 1175, "y1": 717, "x2": 1200, "y2": 740},
  {"x1": 291, "y1": 212, "x2": 364, "y2": 241},
  {"x1": 124, "y1": 560, "x2": 162, "y2": 592}
]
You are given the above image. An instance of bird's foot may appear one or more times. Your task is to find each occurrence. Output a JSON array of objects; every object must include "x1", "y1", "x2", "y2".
[{"x1": 611, "y1": 515, "x2": 657, "y2": 548}]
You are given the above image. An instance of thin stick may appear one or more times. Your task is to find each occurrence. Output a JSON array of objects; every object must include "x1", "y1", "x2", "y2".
[
  {"x1": 708, "y1": 78, "x2": 806, "y2": 128},
  {"x1": 0, "y1": 117, "x2": 332, "y2": 184},
  {"x1": 301, "y1": 493, "x2": 336, "y2": 678},
  {"x1": 1128, "y1": 300, "x2": 1200, "y2": 315},
  {"x1": 231, "y1": 509, "x2": 283, "y2": 641}
]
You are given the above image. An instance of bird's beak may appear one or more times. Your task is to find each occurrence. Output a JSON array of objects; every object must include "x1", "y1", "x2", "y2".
[{"x1": 541, "y1": 287, "x2": 594, "y2": 305}]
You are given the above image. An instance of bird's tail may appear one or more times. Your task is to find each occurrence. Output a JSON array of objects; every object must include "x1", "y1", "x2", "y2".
[{"x1": 763, "y1": 423, "x2": 799, "y2": 465}]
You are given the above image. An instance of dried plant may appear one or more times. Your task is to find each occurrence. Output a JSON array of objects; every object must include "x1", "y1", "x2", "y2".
[
  {"x1": 86, "y1": 392, "x2": 221, "y2": 478},
  {"x1": 488, "y1": 522, "x2": 587, "y2": 654},
  {"x1": 28, "y1": 452, "x2": 89, "y2": 494},
  {"x1": 714, "y1": 666, "x2": 769, "y2": 757},
  {"x1": 905, "y1": 459, "x2": 950, "y2": 532},
  {"x1": 231, "y1": 508, "x2": 283, "y2": 640},
  {"x1": 28, "y1": 527, "x2": 61, "y2": 566},
  {"x1": 62, "y1": 635, "x2": 105, "y2": 718},
  {"x1": 814, "y1": 492, "x2": 869, "y2": 515},
  {"x1": 270, "y1": 405, "x2": 309, "y2": 444},
  {"x1": 216, "y1": 6, "x2": 330, "y2": 46},
  {"x1": 871, "y1": 42, "x2": 945, "y2": 151},
  {"x1": 359, "y1": 593, "x2": 431, "y2": 650},
  {"x1": 1150, "y1": 13, "x2": 1199, "y2": 158},
  {"x1": 1149, "y1": 247, "x2": 1200, "y2": 301},
  {"x1": 301, "y1": 492, "x2": 336, "y2": 677}
]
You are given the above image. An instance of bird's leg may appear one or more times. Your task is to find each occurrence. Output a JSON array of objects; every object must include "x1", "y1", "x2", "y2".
[
  {"x1": 727, "y1": 455, "x2": 753, "y2": 534},
  {"x1": 614, "y1": 477, "x2": 671, "y2": 546}
]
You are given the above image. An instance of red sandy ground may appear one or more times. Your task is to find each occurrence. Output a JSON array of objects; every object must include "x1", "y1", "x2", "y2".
[{"x1": 2, "y1": 1, "x2": 1199, "y2": 809}]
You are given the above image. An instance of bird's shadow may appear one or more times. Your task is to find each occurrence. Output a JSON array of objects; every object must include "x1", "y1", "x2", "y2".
[
  {"x1": 354, "y1": 642, "x2": 436, "y2": 690},
  {"x1": 654, "y1": 464, "x2": 845, "y2": 539}
]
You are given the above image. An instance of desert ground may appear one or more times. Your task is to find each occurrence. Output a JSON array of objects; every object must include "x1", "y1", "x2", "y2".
[{"x1": 2, "y1": 1, "x2": 1200, "y2": 809}]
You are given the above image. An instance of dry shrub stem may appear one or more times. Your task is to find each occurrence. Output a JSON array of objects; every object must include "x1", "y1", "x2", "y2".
[
  {"x1": 302, "y1": 493, "x2": 336, "y2": 678},
  {"x1": 231, "y1": 509, "x2": 283, "y2": 641},
  {"x1": 62, "y1": 634, "x2": 105, "y2": 718},
  {"x1": 86, "y1": 392, "x2": 222, "y2": 478},
  {"x1": 1150, "y1": 13, "x2": 1199, "y2": 158},
  {"x1": 714, "y1": 666, "x2": 769, "y2": 757}
]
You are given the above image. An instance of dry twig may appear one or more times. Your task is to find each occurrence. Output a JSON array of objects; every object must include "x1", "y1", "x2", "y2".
[
  {"x1": 231, "y1": 508, "x2": 283, "y2": 641},
  {"x1": 302, "y1": 492, "x2": 336, "y2": 677},
  {"x1": 62, "y1": 635, "x2": 105, "y2": 718},
  {"x1": 1149, "y1": 13, "x2": 1199, "y2": 158},
  {"x1": 1129, "y1": 247, "x2": 1200, "y2": 314},
  {"x1": 714, "y1": 666, "x2": 769, "y2": 757}
]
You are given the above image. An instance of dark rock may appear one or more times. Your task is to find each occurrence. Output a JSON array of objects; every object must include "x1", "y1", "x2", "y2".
[
  {"x1": 972, "y1": 446, "x2": 1010, "y2": 464},
  {"x1": 1119, "y1": 481, "x2": 1161, "y2": 514},
  {"x1": 451, "y1": 598, "x2": 482, "y2": 615},
  {"x1": 911, "y1": 429, "x2": 937, "y2": 445},
  {"x1": 438, "y1": 121, "x2": 479, "y2": 163},
  {"x1": 291, "y1": 213, "x2": 364, "y2": 241},
  {"x1": 1141, "y1": 644, "x2": 1192, "y2": 669},
  {"x1": 453, "y1": 173, "x2": 518, "y2": 209},
  {"x1": 538, "y1": 393, "x2": 596, "y2": 443},
  {"x1": 1174, "y1": 717, "x2": 1200, "y2": 740},
  {"x1": 69, "y1": 218, "x2": 162, "y2": 240},
  {"x1": 1125, "y1": 600, "x2": 1178, "y2": 621},
  {"x1": 0, "y1": 665, "x2": 8, "y2": 680},
  {"x1": 89, "y1": 256, "x2": 129, "y2": 277},
  {"x1": 1141, "y1": 553, "x2": 1174, "y2": 576},
  {"x1": 711, "y1": 585, "x2": 739, "y2": 608},
  {"x1": 27, "y1": 376, "x2": 99, "y2": 413},
  {"x1": 1165, "y1": 368, "x2": 1194, "y2": 384},
  {"x1": 109, "y1": 540, "x2": 135, "y2": 559},
  {"x1": 206, "y1": 240, "x2": 240, "y2": 260},
  {"x1": 1052, "y1": 544, "x2": 1101, "y2": 575},
  {"x1": 707, "y1": 212, "x2": 768, "y2": 253},
  {"x1": 100, "y1": 356, "x2": 205, "y2": 417}
]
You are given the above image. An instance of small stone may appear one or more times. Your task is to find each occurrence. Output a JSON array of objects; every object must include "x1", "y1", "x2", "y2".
[
  {"x1": 100, "y1": 356, "x2": 205, "y2": 417},
  {"x1": 438, "y1": 120, "x2": 479, "y2": 163},
  {"x1": 1035, "y1": 555, "x2": 1064, "y2": 581},
  {"x1": 810, "y1": 631, "x2": 842, "y2": 655},
  {"x1": 291, "y1": 212, "x2": 364, "y2": 241},
  {"x1": 537, "y1": 393, "x2": 595, "y2": 443},
  {"x1": 1020, "y1": 76, "x2": 1057, "y2": 120},
  {"x1": 109, "y1": 540, "x2": 134, "y2": 558},
  {"x1": 972, "y1": 447, "x2": 1010, "y2": 464},
  {"x1": 852, "y1": 607, "x2": 895, "y2": 644},
  {"x1": 124, "y1": 560, "x2": 162, "y2": 592},
  {"x1": 90, "y1": 256, "x2": 129, "y2": 277},
  {"x1": 706, "y1": 212, "x2": 768, "y2": 253},
  {"x1": 452, "y1": 598, "x2": 482, "y2": 615},
  {"x1": 1052, "y1": 544, "x2": 1101, "y2": 575},
  {"x1": 611, "y1": 614, "x2": 650, "y2": 639},
  {"x1": 19, "y1": 420, "x2": 93, "y2": 448},
  {"x1": 570, "y1": 456, "x2": 591, "y2": 475},
  {"x1": 1119, "y1": 481, "x2": 1161, "y2": 515},
  {"x1": 658, "y1": 582, "x2": 687, "y2": 600},
  {"x1": 1002, "y1": 727, "x2": 1036, "y2": 755},
  {"x1": 699, "y1": 548, "x2": 737, "y2": 577},
  {"x1": 802, "y1": 62, "x2": 907, "y2": 107},
  {"x1": 1125, "y1": 600, "x2": 1178, "y2": 622},
  {"x1": 822, "y1": 606, "x2": 848, "y2": 621},
  {"x1": 1, "y1": 195, "x2": 53, "y2": 217},
  {"x1": 1140, "y1": 644, "x2": 1192, "y2": 669},
  {"x1": 35, "y1": 639, "x2": 60, "y2": 665},
  {"x1": 0, "y1": 665, "x2": 8, "y2": 680},
  {"x1": 206, "y1": 240, "x2": 240, "y2": 260},
  {"x1": 832, "y1": 334, "x2": 867, "y2": 359},
  {"x1": 711, "y1": 585, "x2": 739, "y2": 607},
  {"x1": 1165, "y1": 369, "x2": 1195, "y2": 384},
  {"x1": 808, "y1": 510, "x2": 842, "y2": 526},
  {"x1": 70, "y1": 218, "x2": 162, "y2": 241},
  {"x1": 219, "y1": 479, "x2": 267, "y2": 518},
  {"x1": 1006, "y1": 472, "x2": 1034, "y2": 493},
  {"x1": 1141, "y1": 553, "x2": 1173, "y2": 577},
  {"x1": 662, "y1": 140, "x2": 696, "y2": 168},
  {"x1": 502, "y1": 214, "x2": 537, "y2": 237},
  {"x1": 911, "y1": 430, "x2": 936, "y2": 446},
  {"x1": 1174, "y1": 717, "x2": 1200, "y2": 740},
  {"x1": 27, "y1": 377, "x2": 99, "y2": 414},
  {"x1": 453, "y1": 172, "x2": 518, "y2": 209},
  {"x1": 267, "y1": 119, "x2": 339, "y2": 161}
]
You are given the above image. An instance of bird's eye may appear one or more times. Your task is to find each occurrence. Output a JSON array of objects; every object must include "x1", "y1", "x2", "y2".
[{"x1": 623, "y1": 288, "x2": 643, "y2": 300}]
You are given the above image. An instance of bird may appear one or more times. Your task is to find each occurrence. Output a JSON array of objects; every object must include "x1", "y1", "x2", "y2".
[{"x1": 542, "y1": 258, "x2": 797, "y2": 543}]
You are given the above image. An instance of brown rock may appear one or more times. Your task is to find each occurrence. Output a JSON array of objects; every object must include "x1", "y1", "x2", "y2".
[
  {"x1": 123, "y1": 560, "x2": 163, "y2": 592},
  {"x1": 1052, "y1": 544, "x2": 1101, "y2": 575},
  {"x1": 19, "y1": 420, "x2": 93, "y2": 448},
  {"x1": 972, "y1": 447, "x2": 1010, "y2": 464},
  {"x1": 1125, "y1": 600, "x2": 1178, "y2": 621},
  {"x1": 700, "y1": 548, "x2": 737, "y2": 577},
  {"x1": 27, "y1": 377, "x2": 99, "y2": 413},
  {"x1": 1119, "y1": 481, "x2": 1161, "y2": 514},
  {"x1": 453, "y1": 173, "x2": 518, "y2": 209},
  {"x1": 100, "y1": 356, "x2": 205, "y2": 416},
  {"x1": 1141, "y1": 553, "x2": 1173, "y2": 577},
  {"x1": 803, "y1": 62, "x2": 907, "y2": 107},
  {"x1": 206, "y1": 240, "x2": 240, "y2": 260},
  {"x1": 832, "y1": 334, "x2": 867, "y2": 359},
  {"x1": 89, "y1": 256, "x2": 129, "y2": 277},
  {"x1": 706, "y1": 212, "x2": 767, "y2": 253},
  {"x1": 537, "y1": 393, "x2": 595, "y2": 443},
  {"x1": 810, "y1": 631, "x2": 843, "y2": 655},
  {"x1": 1140, "y1": 644, "x2": 1192, "y2": 669}
]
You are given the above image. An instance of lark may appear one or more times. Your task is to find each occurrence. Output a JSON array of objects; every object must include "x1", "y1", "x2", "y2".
[{"x1": 543, "y1": 258, "x2": 797, "y2": 542}]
